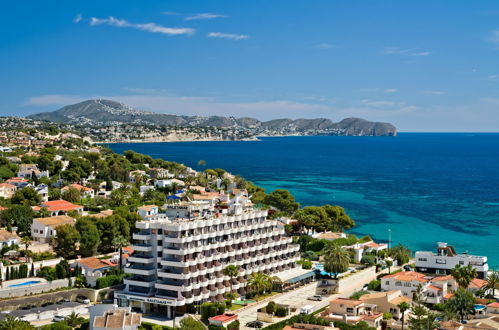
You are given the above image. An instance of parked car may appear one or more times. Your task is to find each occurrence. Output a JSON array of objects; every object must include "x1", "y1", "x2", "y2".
[
  {"x1": 307, "y1": 295, "x2": 322, "y2": 301},
  {"x1": 53, "y1": 315, "x2": 65, "y2": 322},
  {"x1": 77, "y1": 296, "x2": 90, "y2": 304},
  {"x1": 246, "y1": 320, "x2": 263, "y2": 328}
]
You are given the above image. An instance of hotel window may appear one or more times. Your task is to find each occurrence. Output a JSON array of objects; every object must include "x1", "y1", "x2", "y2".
[
  {"x1": 418, "y1": 258, "x2": 427, "y2": 262},
  {"x1": 459, "y1": 261, "x2": 464, "y2": 265},
  {"x1": 436, "y1": 259, "x2": 446, "y2": 264}
]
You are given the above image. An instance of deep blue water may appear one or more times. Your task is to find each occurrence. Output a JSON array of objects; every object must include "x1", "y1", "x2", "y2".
[{"x1": 109, "y1": 134, "x2": 499, "y2": 267}]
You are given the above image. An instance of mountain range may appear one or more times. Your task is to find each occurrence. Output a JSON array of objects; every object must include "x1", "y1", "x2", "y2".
[{"x1": 28, "y1": 99, "x2": 397, "y2": 136}]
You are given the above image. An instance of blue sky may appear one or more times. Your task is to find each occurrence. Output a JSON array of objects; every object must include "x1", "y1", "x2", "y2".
[{"x1": 1, "y1": 1, "x2": 499, "y2": 131}]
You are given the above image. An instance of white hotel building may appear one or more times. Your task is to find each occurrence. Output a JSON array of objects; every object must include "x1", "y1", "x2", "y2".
[
  {"x1": 415, "y1": 242, "x2": 489, "y2": 279},
  {"x1": 117, "y1": 200, "x2": 300, "y2": 316}
]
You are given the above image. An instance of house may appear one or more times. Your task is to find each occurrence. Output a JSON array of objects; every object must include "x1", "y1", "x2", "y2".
[
  {"x1": 170, "y1": 178, "x2": 185, "y2": 186},
  {"x1": 381, "y1": 272, "x2": 429, "y2": 298},
  {"x1": 431, "y1": 274, "x2": 488, "y2": 295},
  {"x1": 35, "y1": 184, "x2": 49, "y2": 202},
  {"x1": 415, "y1": 242, "x2": 489, "y2": 279},
  {"x1": 31, "y1": 215, "x2": 76, "y2": 243},
  {"x1": 359, "y1": 290, "x2": 411, "y2": 319},
  {"x1": 89, "y1": 304, "x2": 141, "y2": 330},
  {"x1": 61, "y1": 183, "x2": 95, "y2": 199},
  {"x1": 154, "y1": 179, "x2": 172, "y2": 189},
  {"x1": 148, "y1": 167, "x2": 173, "y2": 179},
  {"x1": 208, "y1": 313, "x2": 239, "y2": 328},
  {"x1": 75, "y1": 257, "x2": 119, "y2": 287},
  {"x1": 137, "y1": 205, "x2": 159, "y2": 219},
  {"x1": 488, "y1": 302, "x2": 499, "y2": 314},
  {"x1": 345, "y1": 241, "x2": 388, "y2": 263},
  {"x1": 128, "y1": 170, "x2": 148, "y2": 183},
  {"x1": 89, "y1": 210, "x2": 113, "y2": 219},
  {"x1": 139, "y1": 185, "x2": 155, "y2": 195},
  {"x1": 321, "y1": 298, "x2": 382, "y2": 329},
  {"x1": 5, "y1": 177, "x2": 29, "y2": 188},
  {"x1": 0, "y1": 183, "x2": 16, "y2": 199},
  {"x1": 17, "y1": 164, "x2": 49, "y2": 179},
  {"x1": 0, "y1": 229, "x2": 20, "y2": 247},
  {"x1": 33, "y1": 200, "x2": 84, "y2": 216}
]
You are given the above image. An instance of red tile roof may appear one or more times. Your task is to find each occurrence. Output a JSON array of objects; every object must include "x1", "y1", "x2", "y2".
[
  {"x1": 209, "y1": 313, "x2": 238, "y2": 323},
  {"x1": 37, "y1": 200, "x2": 82, "y2": 212}
]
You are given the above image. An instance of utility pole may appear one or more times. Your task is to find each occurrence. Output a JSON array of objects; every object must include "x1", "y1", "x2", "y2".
[{"x1": 388, "y1": 228, "x2": 391, "y2": 250}]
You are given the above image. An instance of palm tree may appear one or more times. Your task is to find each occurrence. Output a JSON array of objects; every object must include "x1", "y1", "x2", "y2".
[
  {"x1": 248, "y1": 272, "x2": 271, "y2": 295},
  {"x1": 385, "y1": 259, "x2": 393, "y2": 274},
  {"x1": 486, "y1": 270, "x2": 499, "y2": 297},
  {"x1": 222, "y1": 265, "x2": 239, "y2": 300},
  {"x1": 446, "y1": 288, "x2": 475, "y2": 323},
  {"x1": 323, "y1": 245, "x2": 350, "y2": 278},
  {"x1": 0, "y1": 315, "x2": 34, "y2": 330},
  {"x1": 451, "y1": 264, "x2": 477, "y2": 289},
  {"x1": 112, "y1": 235, "x2": 130, "y2": 272},
  {"x1": 64, "y1": 312, "x2": 84, "y2": 329},
  {"x1": 397, "y1": 301, "x2": 411, "y2": 330},
  {"x1": 21, "y1": 236, "x2": 31, "y2": 263}
]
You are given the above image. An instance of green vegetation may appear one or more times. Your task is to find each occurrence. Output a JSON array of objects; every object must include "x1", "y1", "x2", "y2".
[
  {"x1": 200, "y1": 302, "x2": 226, "y2": 321},
  {"x1": 323, "y1": 245, "x2": 350, "y2": 278},
  {"x1": 451, "y1": 264, "x2": 478, "y2": 289},
  {"x1": 350, "y1": 290, "x2": 370, "y2": 299}
]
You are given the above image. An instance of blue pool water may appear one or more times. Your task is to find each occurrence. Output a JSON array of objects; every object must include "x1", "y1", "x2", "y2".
[
  {"x1": 7, "y1": 280, "x2": 41, "y2": 288},
  {"x1": 109, "y1": 133, "x2": 499, "y2": 266}
]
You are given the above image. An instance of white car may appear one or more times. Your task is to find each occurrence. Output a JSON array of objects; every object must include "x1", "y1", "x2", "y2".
[
  {"x1": 77, "y1": 296, "x2": 90, "y2": 304},
  {"x1": 53, "y1": 315, "x2": 65, "y2": 322},
  {"x1": 307, "y1": 295, "x2": 322, "y2": 301}
]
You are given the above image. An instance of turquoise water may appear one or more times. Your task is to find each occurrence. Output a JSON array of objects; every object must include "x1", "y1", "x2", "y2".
[
  {"x1": 109, "y1": 134, "x2": 499, "y2": 266},
  {"x1": 8, "y1": 280, "x2": 40, "y2": 287}
]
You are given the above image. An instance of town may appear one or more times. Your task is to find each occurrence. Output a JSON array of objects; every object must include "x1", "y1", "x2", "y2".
[{"x1": 0, "y1": 126, "x2": 496, "y2": 330}]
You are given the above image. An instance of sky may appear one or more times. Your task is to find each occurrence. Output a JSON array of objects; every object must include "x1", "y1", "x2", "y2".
[{"x1": 1, "y1": 1, "x2": 499, "y2": 132}]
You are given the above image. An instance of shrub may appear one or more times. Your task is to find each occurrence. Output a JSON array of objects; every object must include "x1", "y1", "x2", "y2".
[
  {"x1": 303, "y1": 250, "x2": 319, "y2": 261},
  {"x1": 201, "y1": 302, "x2": 226, "y2": 321},
  {"x1": 266, "y1": 301, "x2": 277, "y2": 314},
  {"x1": 433, "y1": 303, "x2": 445, "y2": 311},
  {"x1": 367, "y1": 279, "x2": 381, "y2": 291},
  {"x1": 297, "y1": 259, "x2": 312, "y2": 269},
  {"x1": 383, "y1": 312, "x2": 392, "y2": 320},
  {"x1": 95, "y1": 273, "x2": 127, "y2": 289},
  {"x1": 227, "y1": 320, "x2": 240, "y2": 330},
  {"x1": 360, "y1": 255, "x2": 376, "y2": 266},
  {"x1": 275, "y1": 306, "x2": 288, "y2": 317},
  {"x1": 350, "y1": 290, "x2": 369, "y2": 300}
]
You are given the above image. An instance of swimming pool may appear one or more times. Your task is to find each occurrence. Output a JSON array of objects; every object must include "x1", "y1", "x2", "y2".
[
  {"x1": 315, "y1": 264, "x2": 354, "y2": 277},
  {"x1": 7, "y1": 280, "x2": 41, "y2": 288},
  {"x1": 474, "y1": 304, "x2": 486, "y2": 311}
]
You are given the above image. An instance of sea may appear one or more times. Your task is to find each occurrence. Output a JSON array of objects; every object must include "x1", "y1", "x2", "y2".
[{"x1": 109, "y1": 133, "x2": 499, "y2": 267}]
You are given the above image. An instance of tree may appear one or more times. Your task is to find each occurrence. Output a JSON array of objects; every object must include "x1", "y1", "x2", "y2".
[
  {"x1": 112, "y1": 235, "x2": 129, "y2": 271},
  {"x1": 21, "y1": 236, "x2": 31, "y2": 263},
  {"x1": 11, "y1": 187, "x2": 41, "y2": 206},
  {"x1": 76, "y1": 218, "x2": 100, "y2": 257},
  {"x1": 52, "y1": 224, "x2": 80, "y2": 259},
  {"x1": 197, "y1": 160, "x2": 207, "y2": 168},
  {"x1": 446, "y1": 288, "x2": 475, "y2": 323},
  {"x1": 248, "y1": 272, "x2": 271, "y2": 295},
  {"x1": 0, "y1": 315, "x2": 35, "y2": 330},
  {"x1": 223, "y1": 265, "x2": 239, "y2": 299},
  {"x1": 385, "y1": 259, "x2": 393, "y2": 274},
  {"x1": 62, "y1": 187, "x2": 81, "y2": 204},
  {"x1": 486, "y1": 270, "x2": 499, "y2": 297},
  {"x1": 95, "y1": 216, "x2": 118, "y2": 252},
  {"x1": 180, "y1": 316, "x2": 205, "y2": 330},
  {"x1": 322, "y1": 205, "x2": 356, "y2": 232},
  {"x1": 389, "y1": 244, "x2": 411, "y2": 265},
  {"x1": 451, "y1": 264, "x2": 478, "y2": 289},
  {"x1": 397, "y1": 301, "x2": 410, "y2": 330},
  {"x1": 64, "y1": 312, "x2": 85, "y2": 329},
  {"x1": 264, "y1": 189, "x2": 300, "y2": 215},
  {"x1": 323, "y1": 245, "x2": 350, "y2": 278},
  {"x1": 0, "y1": 205, "x2": 34, "y2": 236}
]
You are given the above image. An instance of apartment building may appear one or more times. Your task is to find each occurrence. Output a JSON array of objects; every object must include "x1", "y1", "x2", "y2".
[
  {"x1": 117, "y1": 201, "x2": 300, "y2": 317},
  {"x1": 415, "y1": 242, "x2": 489, "y2": 279}
]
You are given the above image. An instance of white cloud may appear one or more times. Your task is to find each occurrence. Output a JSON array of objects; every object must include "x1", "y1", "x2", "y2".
[
  {"x1": 162, "y1": 11, "x2": 179, "y2": 16},
  {"x1": 207, "y1": 32, "x2": 249, "y2": 40},
  {"x1": 383, "y1": 88, "x2": 398, "y2": 93},
  {"x1": 425, "y1": 90, "x2": 445, "y2": 95},
  {"x1": 185, "y1": 13, "x2": 227, "y2": 20},
  {"x1": 488, "y1": 29, "x2": 499, "y2": 45},
  {"x1": 359, "y1": 99, "x2": 407, "y2": 108},
  {"x1": 73, "y1": 14, "x2": 82, "y2": 23},
  {"x1": 488, "y1": 74, "x2": 498, "y2": 79},
  {"x1": 383, "y1": 47, "x2": 430, "y2": 56},
  {"x1": 89, "y1": 16, "x2": 195, "y2": 35},
  {"x1": 26, "y1": 94, "x2": 87, "y2": 106},
  {"x1": 412, "y1": 51, "x2": 431, "y2": 56}
]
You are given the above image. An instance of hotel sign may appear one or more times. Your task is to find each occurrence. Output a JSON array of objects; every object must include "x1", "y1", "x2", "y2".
[{"x1": 116, "y1": 293, "x2": 175, "y2": 306}]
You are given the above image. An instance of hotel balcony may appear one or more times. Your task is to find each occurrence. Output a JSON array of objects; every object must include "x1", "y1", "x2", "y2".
[
  {"x1": 132, "y1": 243, "x2": 153, "y2": 252},
  {"x1": 133, "y1": 231, "x2": 151, "y2": 240},
  {"x1": 128, "y1": 254, "x2": 155, "y2": 264},
  {"x1": 125, "y1": 265, "x2": 156, "y2": 276},
  {"x1": 124, "y1": 276, "x2": 156, "y2": 288}
]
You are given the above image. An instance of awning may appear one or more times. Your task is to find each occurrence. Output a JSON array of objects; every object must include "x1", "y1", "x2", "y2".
[{"x1": 286, "y1": 271, "x2": 315, "y2": 284}]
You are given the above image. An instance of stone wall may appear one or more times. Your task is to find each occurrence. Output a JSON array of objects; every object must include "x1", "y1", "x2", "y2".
[{"x1": 0, "y1": 277, "x2": 74, "y2": 299}]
